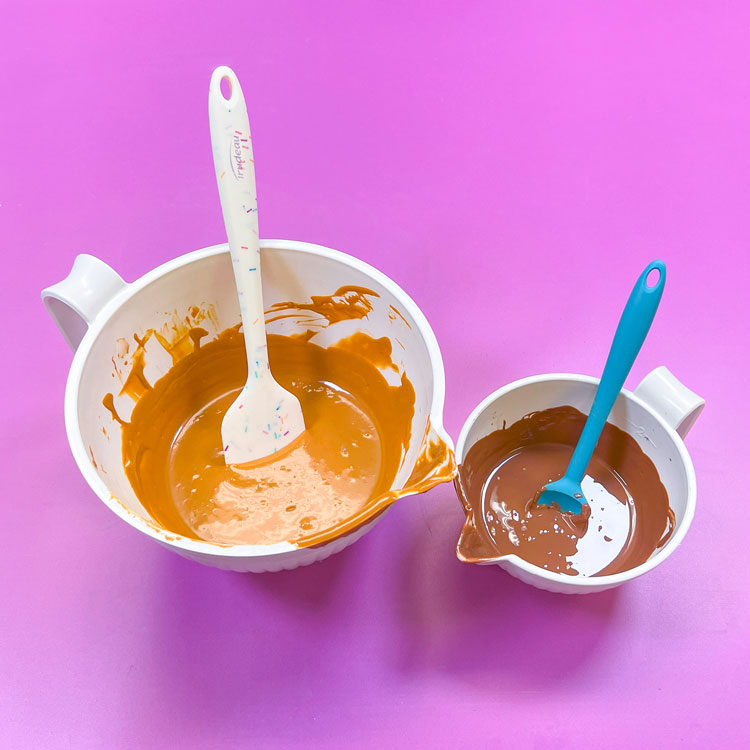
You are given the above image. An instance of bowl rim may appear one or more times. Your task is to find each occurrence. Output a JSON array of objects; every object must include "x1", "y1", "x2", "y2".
[
  {"x1": 64, "y1": 239, "x2": 452, "y2": 558},
  {"x1": 454, "y1": 372, "x2": 697, "y2": 588}
]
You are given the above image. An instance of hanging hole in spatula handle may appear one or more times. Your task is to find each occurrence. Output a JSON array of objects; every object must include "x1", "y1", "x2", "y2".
[
  {"x1": 210, "y1": 66, "x2": 242, "y2": 111},
  {"x1": 219, "y1": 74, "x2": 232, "y2": 101},
  {"x1": 640, "y1": 259, "x2": 666, "y2": 294}
]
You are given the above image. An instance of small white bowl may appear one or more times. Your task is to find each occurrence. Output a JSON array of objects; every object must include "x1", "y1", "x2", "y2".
[{"x1": 455, "y1": 370, "x2": 704, "y2": 594}]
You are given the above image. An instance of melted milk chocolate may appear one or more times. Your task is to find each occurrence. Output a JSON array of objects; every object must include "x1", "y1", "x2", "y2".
[
  {"x1": 105, "y1": 290, "x2": 456, "y2": 547},
  {"x1": 456, "y1": 406, "x2": 674, "y2": 577}
]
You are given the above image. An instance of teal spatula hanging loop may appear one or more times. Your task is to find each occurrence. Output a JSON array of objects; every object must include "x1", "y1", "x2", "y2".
[{"x1": 537, "y1": 259, "x2": 666, "y2": 514}]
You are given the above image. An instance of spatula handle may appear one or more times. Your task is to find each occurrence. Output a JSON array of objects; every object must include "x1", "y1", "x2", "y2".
[
  {"x1": 567, "y1": 259, "x2": 666, "y2": 482},
  {"x1": 208, "y1": 66, "x2": 269, "y2": 375}
]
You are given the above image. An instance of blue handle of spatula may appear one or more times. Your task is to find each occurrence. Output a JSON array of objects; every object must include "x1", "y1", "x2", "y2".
[{"x1": 566, "y1": 259, "x2": 666, "y2": 483}]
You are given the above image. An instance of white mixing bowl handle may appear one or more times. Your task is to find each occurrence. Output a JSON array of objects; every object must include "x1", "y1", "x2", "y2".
[
  {"x1": 633, "y1": 366, "x2": 705, "y2": 440},
  {"x1": 41, "y1": 254, "x2": 127, "y2": 351}
]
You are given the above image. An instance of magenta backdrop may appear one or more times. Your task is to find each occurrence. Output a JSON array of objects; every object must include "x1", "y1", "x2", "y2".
[{"x1": 1, "y1": 1, "x2": 747, "y2": 747}]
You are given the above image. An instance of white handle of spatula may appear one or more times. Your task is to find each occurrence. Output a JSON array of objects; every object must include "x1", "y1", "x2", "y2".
[{"x1": 208, "y1": 66, "x2": 269, "y2": 378}]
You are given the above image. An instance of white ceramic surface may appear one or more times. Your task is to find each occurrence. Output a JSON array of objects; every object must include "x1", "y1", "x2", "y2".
[
  {"x1": 455, "y1": 369, "x2": 704, "y2": 594},
  {"x1": 43, "y1": 241, "x2": 453, "y2": 572}
]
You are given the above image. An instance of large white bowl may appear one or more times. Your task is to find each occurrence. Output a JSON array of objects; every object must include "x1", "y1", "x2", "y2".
[{"x1": 43, "y1": 240, "x2": 454, "y2": 571}]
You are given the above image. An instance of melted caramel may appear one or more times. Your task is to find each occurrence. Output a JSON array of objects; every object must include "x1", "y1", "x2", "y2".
[
  {"x1": 103, "y1": 290, "x2": 456, "y2": 547},
  {"x1": 265, "y1": 286, "x2": 378, "y2": 328},
  {"x1": 116, "y1": 327, "x2": 412, "y2": 544}
]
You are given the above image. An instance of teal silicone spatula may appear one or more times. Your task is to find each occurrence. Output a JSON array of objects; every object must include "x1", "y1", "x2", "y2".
[{"x1": 536, "y1": 259, "x2": 666, "y2": 514}]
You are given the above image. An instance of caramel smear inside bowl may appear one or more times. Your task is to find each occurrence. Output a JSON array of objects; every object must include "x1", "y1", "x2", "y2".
[
  {"x1": 122, "y1": 326, "x2": 414, "y2": 545},
  {"x1": 100, "y1": 285, "x2": 456, "y2": 548}
]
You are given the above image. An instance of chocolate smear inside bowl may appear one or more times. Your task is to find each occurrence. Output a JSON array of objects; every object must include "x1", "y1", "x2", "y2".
[{"x1": 456, "y1": 405, "x2": 674, "y2": 577}]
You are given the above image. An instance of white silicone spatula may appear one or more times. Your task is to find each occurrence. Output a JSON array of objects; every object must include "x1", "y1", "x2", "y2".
[{"x1": 209, "y1": 66, "x2": 305, "y2": 465}]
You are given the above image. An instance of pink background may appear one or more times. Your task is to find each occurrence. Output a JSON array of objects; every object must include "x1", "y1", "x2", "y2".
[{"x1": 2, "y1": 2, "x2": 747, "y2": 747}]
